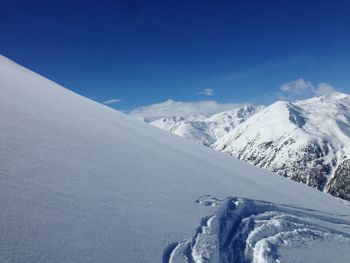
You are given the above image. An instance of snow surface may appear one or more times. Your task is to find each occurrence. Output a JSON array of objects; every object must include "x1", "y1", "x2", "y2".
[
  {"x1": 1, "y1": 55, "x2": 350, "y2": 262},
  {"x1": 168, "y1": 196, "x2": 350, "y2": 263}
]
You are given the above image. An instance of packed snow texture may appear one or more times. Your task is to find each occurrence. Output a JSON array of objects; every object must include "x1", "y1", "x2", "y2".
[
  {"x1": 1, "y1": 55, "x2": 350, "y2": 262},
  {"x1": 149, "y1": 94, "x2": 350, "y2": 201},
  {"x1": 166, "y1": 196, "x2": 350, "y2": 263}
]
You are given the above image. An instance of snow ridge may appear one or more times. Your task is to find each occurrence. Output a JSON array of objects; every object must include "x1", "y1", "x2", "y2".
[{"x1": 165, "y1": 196, "x2": 350, "y2": 263}]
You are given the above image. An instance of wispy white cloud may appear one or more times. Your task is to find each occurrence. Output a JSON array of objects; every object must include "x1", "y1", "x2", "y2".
[
  {"x1": 198, "y1": 88, "x2": 214, "y2": 96},
  {"x1": 279, "y1": 79, "x2": 313, "y2": 95},
  {"x1": 278, "y1": 78, "x2": 336, "y2": 100},
  {"x1": 130, "y1": 100, "x2": 248, "y2": 122},
  {"x1": 315, "y1": 83, "x2": 336, "y2": 96},
  {"x1": 103, "y1": 99, "x2": 121, "y2": 105}
]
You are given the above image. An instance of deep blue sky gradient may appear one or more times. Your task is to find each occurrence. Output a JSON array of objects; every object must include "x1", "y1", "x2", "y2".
[{"x1": 1, "y1": 0, "x2": 349, "y2": 109}]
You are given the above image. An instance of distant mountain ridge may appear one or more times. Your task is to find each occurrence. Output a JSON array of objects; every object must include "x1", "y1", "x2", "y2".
[
  {"x1": 148, "y1": 93, "x2": 350, "y2": 201},
  {"x1": 151, "y1": 105, "x2": 265, "y2": 146}
]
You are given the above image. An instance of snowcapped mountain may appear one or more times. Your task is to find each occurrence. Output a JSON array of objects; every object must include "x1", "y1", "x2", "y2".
[
  {"x1": 1, "y1": 55, "x2": 350, "y2": 263},
  {"x1": 214, "y1": 94, "x2": 350, "y2": 201},
  {"x1": 151, "y1": 105, "x2": 264, "y2": 146},
  {"x1": 149, "y1": 93, "x2": 350, "y2": 201}
]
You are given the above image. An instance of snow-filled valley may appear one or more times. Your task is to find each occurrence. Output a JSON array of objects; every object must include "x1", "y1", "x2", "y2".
[
  {"x1": 147, "y1": 94, "x2": 350, "y2": 202},
  {"x1": 1, "y1": 55, "x2": 350, "y2": 262}
]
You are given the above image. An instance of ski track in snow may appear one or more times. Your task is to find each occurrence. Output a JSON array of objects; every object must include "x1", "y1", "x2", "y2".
[{"x1": 164, "y1": 196, "x2": 350, "y2": 263}]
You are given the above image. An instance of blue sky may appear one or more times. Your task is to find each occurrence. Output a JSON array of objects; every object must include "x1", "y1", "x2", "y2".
[{"x1": 1, "y1": 0, "x2": 349, "y2": 112}]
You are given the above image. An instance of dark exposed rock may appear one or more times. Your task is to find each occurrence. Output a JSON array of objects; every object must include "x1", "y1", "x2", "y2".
[
  {"x1": 235, "y1": 139, "x2": 333, "y2": 193},
  {"x1": 327, "y1": 159, "x2": 350, "y2": 201}
]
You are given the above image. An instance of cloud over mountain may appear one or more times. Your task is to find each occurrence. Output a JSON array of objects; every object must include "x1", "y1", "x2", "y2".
[
  {"x1": 278, "y1": 78, "x2": 336, "y2": 99},
  {"x1": 130, "y1": 99, "x2": 247, "y2": 122}
]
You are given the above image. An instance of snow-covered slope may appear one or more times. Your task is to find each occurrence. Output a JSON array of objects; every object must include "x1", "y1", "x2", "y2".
[
  {"x1": 214, "y1": 95, "x2": 350, "y2": 201},
  {"x1": 151, "y1": 105, "x2": 264, "y2": 146},
  {"x1": 1, "y1": 55, "x2": 350, "y2": 262}
]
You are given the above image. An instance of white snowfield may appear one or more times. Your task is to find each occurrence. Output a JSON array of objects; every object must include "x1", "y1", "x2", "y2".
[{"x1": 0, "y1": 55, "x2": 350, "y2": 262}]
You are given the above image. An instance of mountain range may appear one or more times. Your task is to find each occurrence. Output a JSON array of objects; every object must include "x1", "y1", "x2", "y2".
[{"x1": 148, "y1": 94, "x2": 350, "y2": 201}]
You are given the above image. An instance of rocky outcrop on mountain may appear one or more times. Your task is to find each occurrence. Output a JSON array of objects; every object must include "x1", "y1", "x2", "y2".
[{"x1": 327, "y1": 159, "x2": 350, "y2": 200}]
